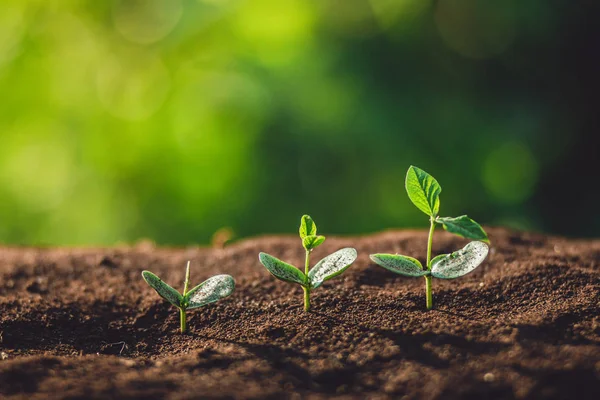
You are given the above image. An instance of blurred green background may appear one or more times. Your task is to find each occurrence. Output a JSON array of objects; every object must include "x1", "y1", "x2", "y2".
[{"x1": 0, "y1": 0, "x2": 598, "y2": 246}]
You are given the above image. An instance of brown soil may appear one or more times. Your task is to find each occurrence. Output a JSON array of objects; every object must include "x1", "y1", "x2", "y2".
[{"x1": 0, "y1": 228, "x2": 599, "y2": 399}]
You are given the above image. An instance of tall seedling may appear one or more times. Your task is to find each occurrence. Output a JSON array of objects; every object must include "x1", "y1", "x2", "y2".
[{"x1": 370, "y1": 166, "x2": 490, "y2": 309}]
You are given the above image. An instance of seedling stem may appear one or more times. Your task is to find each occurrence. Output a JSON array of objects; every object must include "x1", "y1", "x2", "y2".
[
  {"x1": 180, "y1": 261, "x2": 191, "y2": 333},
  {"x1": 304, "y1": 249, "x2": 311, "y2": 311},
  {"x1": 183, "y1": 260, "x2": 191, "y2": 296},
  {"x1": 180, "y1": 308, "x2": 187, "y2": 334},
  {"x1": 425, "y1": 217, "x2": 435, "y2": 310}
]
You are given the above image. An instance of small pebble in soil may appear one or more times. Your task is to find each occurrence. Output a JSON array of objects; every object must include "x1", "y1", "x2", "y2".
[
  {"x1": 1, "y1": 352, "x2": 8, "y2": 360},
  {"x1": 483, "y1": 372, "x2": 495, "y2": 382}
]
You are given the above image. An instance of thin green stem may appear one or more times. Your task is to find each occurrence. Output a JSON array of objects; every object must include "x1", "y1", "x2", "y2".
[
  {"x1": 180, "y1": 261, "x2": 191, "y2": 333},
  {"x1": 425, "y1": 275, "x2": 433, "y2": 310},
  {"x1": 179, "y1": 307, "x2": 187, "y2": 334},
  {"x1": 426, "y1": 218, "x2": 435, "y2": 269},
  {"x1": 425, "y1": 218, "x2": 436, "y2": 310},
  {"x1": 303, "y1": 287, "x2": 310, "y2": 312},
  {"x1": 304, "y1": 250, "x2": 311, "y2": 312},
  {"x1": 304, "y1": 250, "x2": 310, "y2": 276},
  {"x1": 183, "y1": 261, "x2": 191, "y2": 296}
]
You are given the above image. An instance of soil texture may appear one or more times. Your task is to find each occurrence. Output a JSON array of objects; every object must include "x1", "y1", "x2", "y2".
[{"x1": 0, "y1": 228, "x2": 599, "y2": 399}]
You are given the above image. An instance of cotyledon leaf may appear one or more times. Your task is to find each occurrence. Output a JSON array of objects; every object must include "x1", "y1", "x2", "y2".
[
  {"x1": 369, "y1": 254, "x2": 429, "y2": 277},
  {"x1": 185, "y1": 274, "x2": 235, "y2": 309},
  {"x1": 429, "y1": 253, "x2": 447, "y2": 268},
  {"x1": 431, "y1": 241, "x2": 489, "y2": 279},
  {"x1": 437, "y1": 215, "x2": 489, "y2": 243},
  {"x1": 308, "y1": 248, "x2": 357, "y2": 289},
  {"x1": 405, "y1": 165, "x2": 442, "y2": 217},
  {"x1": 141, "y1": 271, "x2": 183, "y2": 307},
  {"x1": 259, "y1": 252, "x2": 307, "y2": 286}
]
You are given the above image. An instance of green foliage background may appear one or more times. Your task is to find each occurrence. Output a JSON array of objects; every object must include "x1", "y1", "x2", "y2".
[{"x1": 0, "y1": 0, "x2": 597, "y2": 245}]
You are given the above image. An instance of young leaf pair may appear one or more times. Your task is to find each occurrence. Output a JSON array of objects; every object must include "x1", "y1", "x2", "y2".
[
  {"x1": 142, "y1": 262, "x2": 234, "y2": 333},
  {"x1": 370, "y1": 166, "x2": 490, "y2": 310},
  {"x1": 259, "y1": 215, "x2": 357, "y2": 312}
]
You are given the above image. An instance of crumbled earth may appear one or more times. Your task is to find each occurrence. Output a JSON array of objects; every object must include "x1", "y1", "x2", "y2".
[{"x1": 0, "y1": 228, "x2": 598, "y2": 399}]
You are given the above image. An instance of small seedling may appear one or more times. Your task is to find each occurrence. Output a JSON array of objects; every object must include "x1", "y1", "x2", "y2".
[
  {"x1": 258, "y1": 215, "x2": 357, "y2": 312},
  {"x1": 142, "y1": 262, "x2": 235, "y2": 333},
  {"x1": 370, "y1": 166, "x2": 490, "y2": 310}
]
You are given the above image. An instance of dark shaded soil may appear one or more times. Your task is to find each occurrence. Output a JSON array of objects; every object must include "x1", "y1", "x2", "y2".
[{"x1": 0, "y1": 228, "x2": 599, "y2": 399}]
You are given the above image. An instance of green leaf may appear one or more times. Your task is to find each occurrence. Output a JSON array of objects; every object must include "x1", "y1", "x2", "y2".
[
  {"x1": 437, "y1": 215, "x2": 489, "y2": 243},
  {"x1": 429, "y1": 253, "x2": 447, "y2": 268},
  {"x1": 431, "y1": 241, "x2": 489, "y2": 279},
  {"x1": 299, "y1": 214, "x2": 317, "y2": 239},
  {"x1": 302, "y1": 235, "x2": 326, "y2": 251},
  {"x1": 142, "y1": 271, "x2": 183, "y2": 308},
  {"x1": 259, "y1": 252, "x2": 307, "y2": 286},
  {"x1": 370, "y1": 254, "x2": 428, "y2": 277},
  {"x1": 185, "y1": 274, "x2": 235, "y2": 309},
  {"x1": 308, "y1": 248, "x2": 357, "y2": 289},
  {"x1": 405, "y1": 166, "x2": 442, "y2": 217}
]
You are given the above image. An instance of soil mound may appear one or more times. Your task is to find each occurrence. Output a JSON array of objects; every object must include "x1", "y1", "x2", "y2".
[{"x1": 0, "y1": 228, "x2": 598, "y2": 399}]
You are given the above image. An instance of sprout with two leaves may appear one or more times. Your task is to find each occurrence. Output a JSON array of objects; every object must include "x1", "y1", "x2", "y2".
[
  {"x1": 370, "y1": 166, "x2": 490, "y2": 310},
  {"x1": 259, "y1": 215, "x2": 357, "y2": 312},
  {"x1": 142, "y1": 262, "x2": 235, "y2": 333}
]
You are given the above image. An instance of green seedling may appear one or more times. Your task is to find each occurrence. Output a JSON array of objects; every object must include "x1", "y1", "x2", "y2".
[
  {"x1": 370, "y1": 166, "x2": 490, "y2": 310},
  {"x1": 259, "y1": 215, "x2": 357, "y2": 312},
  {"x1": 142, "y1": 261, "x2": 235, "y2": 333}
]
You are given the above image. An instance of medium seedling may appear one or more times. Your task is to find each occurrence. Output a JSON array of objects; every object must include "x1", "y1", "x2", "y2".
[
  {"x1": 142, "y1": 262, "x2": 235, "y2": 333},
  {"x1": 370, "y1": 166, "x2": 490, "y2": 310},
  {"x1": 258, "y1": 215, "x2": 357, "y2": 312}
]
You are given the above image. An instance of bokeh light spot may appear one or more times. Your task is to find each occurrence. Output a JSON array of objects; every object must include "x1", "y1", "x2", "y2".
[
  {"x1": 113, "y1": 0, "x2": 183, "y2": 44},
  {"x1": 171, "y1": 69, "x2": 269, "y2": 146},
  {"x1": 482, "y1": 141, "x2": 538, "y2": 204},
  {"x1": 0, "y1": 122, "x2": 74, "y2": 212},
  {"x1": 96, "y1": 53, "x2": 171, "y2": 120},
  {"x1": 0, "y1": 4, "x2": 24, "y2": 66},
  {"x1": 232, "y1": 0, "x2": 315, "y2": 65},
  {"x1": 38, "y1": 181, "x2": 138, "y2": 246}
]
